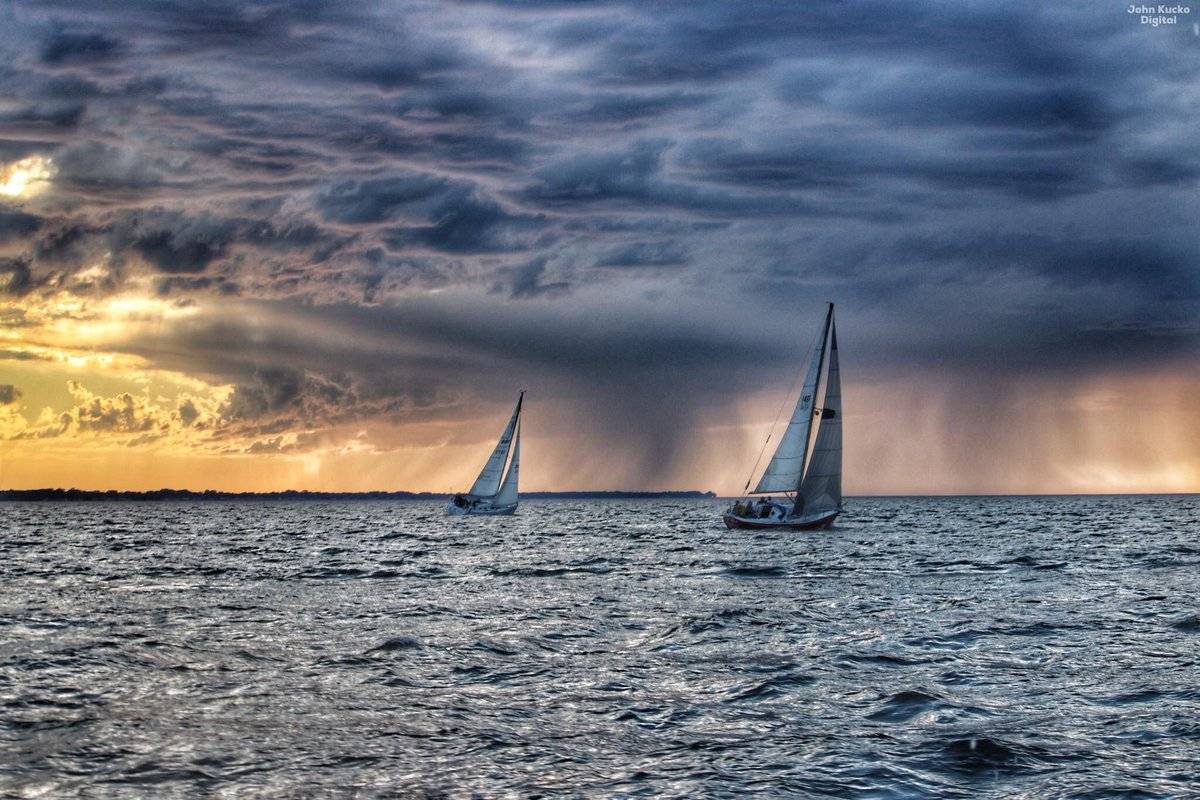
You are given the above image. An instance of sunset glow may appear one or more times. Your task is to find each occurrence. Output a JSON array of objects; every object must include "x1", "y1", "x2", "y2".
[{"x1": 0, "y1": 156, "x2": 54, "y2": 199}]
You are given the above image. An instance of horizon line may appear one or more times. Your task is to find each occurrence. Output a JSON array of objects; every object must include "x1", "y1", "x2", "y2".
[{"x1": 1, "y1": 487, "x2": 1196, "y2": 499}]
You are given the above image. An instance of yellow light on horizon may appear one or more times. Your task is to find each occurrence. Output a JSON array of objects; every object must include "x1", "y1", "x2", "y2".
[
  {"x1": 103, "y1": 295, "x2": 199, "y2": 320},
  {"x1": 0, "y1": 155, "x2": 55, "y2": 198}
]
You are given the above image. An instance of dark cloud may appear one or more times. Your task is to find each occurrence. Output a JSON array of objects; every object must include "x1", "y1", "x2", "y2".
[
  {"x1": 154, "y1": 275, "x2": 240, "y2": 297},
  {"x1": 53, "y1": 140, "x2": 164, "y2": 192},
  {"x1": 68, "y1": 209, "x2": 347, "y2": 279},
  {"x1": 40, "y1": 31, "x2": 125, "y2": 65},
  {"x1": 0, "y1": 384, "x2": 21, "y2": 405},
  {"x1": 0, "y1": 209, "x2": 43, "y2": 243},
  {"x1": 0, "y1": 139, "x2": 55, "y2": 162},
  {"x1": 678, "y1": 138, "x2": 860, "y2": 191},
  {"x1": 322, "y1": 52, "x2": 467, "y2": 91},
  {"x1": 553, "y1": 91, "x2": 711, "y2": 125},
  {"x1": 218, "y1": 366, "x2": 357, "y2": 431},
  {"x1": 887, "y1": 233, "x2": 1198, "y2": 302},
  {"x1": 222, "y1": 366, "x2": 305, "y2": 421},
  {"x1": 316, "y1": 175, "x2": 448, "y2": 225},
  {"x1": 595, "y1": 241, "x2": 687, "y2": 268},
  {"x1": 0, "y1": 102, "x2": 85, "y2": 131},
  {"x1": 522, "y1": 139, "x2": 852, "y2": 217},
  {"x1": 839, "y1": 82, "x2": 1119, "y2": 135},
  {"x1": 177, "y1": 398, "x2": 199, "y2": 426},
  {"x1": 680, "y1": 136, "x2": 1100, "y2": 201},
  {"x1": 0, "y1": 0, "x2": 1195, "y2": 480},
  {"x1": 130, "y1": 224, "x2": 230, "y2": 274},
  {"x1": 1118, "y1": 158, "x2": 1200, "y2": 189},
  {"x1": 31, "y1": 222, "x2": 92, "y2": 266},
  {"x1": 0, "y1": 257, "x2": 35, "y2": 295},
  {"x1": 315, "y1": 175, "x2": 545, "y2": 255},
  {"x1": 502, "y1": 256, "x2": 571, "y2": 299},
  {"x1": 322, "y1": 120, "x2": 533, "y2": 169},
  {"x1": 523, "y1": 140, "x2": 666, "y2": 205},
  {"x1": 385, "y1": 188, "x2": 545, "y2": 255}
]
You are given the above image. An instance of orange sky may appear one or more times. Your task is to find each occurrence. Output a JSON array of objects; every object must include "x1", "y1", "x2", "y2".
[{"x1": 2, "y1": 275, "x2": 1196, "y2": 494}]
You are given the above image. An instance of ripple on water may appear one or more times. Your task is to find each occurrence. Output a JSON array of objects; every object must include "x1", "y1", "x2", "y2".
[
  {"x1": 1169, "y1": 613, "x2": 1200, "y2": 632},
  {"x1": 866, "y1": 688, "x2": 945, "y2": 722},
  {"x1": 927, "y1": 736, "x2": 1058, "y2": 776},
  {"x1": 1, "y1": 495, "x2": 1198, "y2": 797}
]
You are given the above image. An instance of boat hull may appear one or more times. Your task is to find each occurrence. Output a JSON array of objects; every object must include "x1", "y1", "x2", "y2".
[
  {"x1": 722, "y1": 510, "x2": 838, "y2": 530},
  {"x1": 445, "y1": 500, "x2": 518, "y2": 516}
]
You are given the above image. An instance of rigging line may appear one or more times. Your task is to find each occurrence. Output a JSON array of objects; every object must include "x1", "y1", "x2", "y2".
[{"x1": 739, "y1": 313, "x2": 827, "y2": 499}]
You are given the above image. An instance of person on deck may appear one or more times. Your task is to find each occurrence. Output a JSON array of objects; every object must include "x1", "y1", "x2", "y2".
[{"x1": 761, "y1": 497, "x2": 774, "y2": 518}]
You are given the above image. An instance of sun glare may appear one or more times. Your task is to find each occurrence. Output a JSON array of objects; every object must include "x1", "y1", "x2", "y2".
[{"x1": 0, "y1": 155, "x2": 55, "y2": 198}]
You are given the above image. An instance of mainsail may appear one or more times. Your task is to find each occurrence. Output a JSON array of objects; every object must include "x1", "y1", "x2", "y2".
[
  {"x1": 493, "y1": 422, "x2": 520, "y2": 507},
  {"x1": 468, "y1": 392, "x2": 523, "y2": 498},
  {"x1": 797, "y1": 320, "x2": 841, "y2": 514},
  {"x1": 752, "y1": 304, "x2": 833, "y2": 495}
]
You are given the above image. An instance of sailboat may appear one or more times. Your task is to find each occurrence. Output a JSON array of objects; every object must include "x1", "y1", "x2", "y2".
[
  {"x1": 446, "y1": 391, "x2": 523, "y2": 516},
  {"x1": 723, "y1": 303, "x2": 842, "y2": 530}
]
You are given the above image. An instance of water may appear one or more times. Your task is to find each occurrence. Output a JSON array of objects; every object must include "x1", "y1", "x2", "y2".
[{"x1": 2, "y1": 496, "x2": 1198, "y2": 798}]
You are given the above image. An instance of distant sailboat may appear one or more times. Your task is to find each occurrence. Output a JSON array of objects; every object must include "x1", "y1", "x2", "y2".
[
  {"x1": 446, "y1": 392, "x2": 523, "y2": 516},
  {"x1": 723, "y1": 304, "x2": 842, "y2": 530}
]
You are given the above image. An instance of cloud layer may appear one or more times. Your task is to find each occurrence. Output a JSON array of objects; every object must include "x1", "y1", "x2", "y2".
[{"x1": 0, "y1": 0, "x2": 1197, "y2": 491}]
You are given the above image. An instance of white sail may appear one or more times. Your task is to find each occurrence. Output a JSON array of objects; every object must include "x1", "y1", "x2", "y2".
[
  {"x1": 493, "y1": 422, "x2": 520, "y2": 507},
  {"x1": 798, "y1": 319, "x2": 841, "y2": 514},
  {"x1": 468, "y1": 393, "x2": 523, "y2": 498},
  {"x1": 753, "y1": 305, "x2": 832, "y2": 494}
]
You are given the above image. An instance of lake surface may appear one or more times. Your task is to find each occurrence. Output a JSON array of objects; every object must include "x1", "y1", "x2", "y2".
[{"x1": 2, "y1": 496, "x2": 1198, "y2": 797}]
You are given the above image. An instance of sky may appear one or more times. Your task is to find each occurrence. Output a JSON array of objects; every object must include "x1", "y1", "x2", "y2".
[{"x1": 0, "y1": 0, "x2": 1197, "y2": 495}]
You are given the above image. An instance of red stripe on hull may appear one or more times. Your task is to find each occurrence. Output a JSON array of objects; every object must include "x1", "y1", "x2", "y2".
[{"x1": 722, "y1": 512, "x2": 838, "y2": 530}]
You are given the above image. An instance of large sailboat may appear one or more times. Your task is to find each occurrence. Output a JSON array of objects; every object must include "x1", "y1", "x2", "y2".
[
  {"x1": 446, "y1": 392, "x2": 523, "y2": 516},
  {"x1": 723, "y1": 304, "x2": 842, "y2": 530}
]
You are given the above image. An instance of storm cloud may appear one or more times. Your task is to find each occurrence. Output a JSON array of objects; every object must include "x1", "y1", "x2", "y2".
[{"x1": 0, "y1": 0, "x2": 1196, "y2": 490}]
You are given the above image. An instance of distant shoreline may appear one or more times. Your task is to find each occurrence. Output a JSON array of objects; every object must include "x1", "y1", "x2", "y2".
[
  {"x1": 1, "y1": 489, "x2": 1191, "y2": 502},
  {"x1": 0, "y1": 488, "x2": 718, "y2": 502}
]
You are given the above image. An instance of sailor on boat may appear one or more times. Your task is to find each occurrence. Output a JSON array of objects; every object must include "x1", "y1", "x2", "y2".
[
  {"x1": 445, "y1": 391, "x2": 524, "y2": 516},
  {"x1": 450, "y1": 493, "x2": 474, "y2": 511},
  {"x1": 732, "y1": 497, "x2": 785, "y2": 520},
  {"x1": 722, "y1": 303, "x2": 843, "y2": 531}
]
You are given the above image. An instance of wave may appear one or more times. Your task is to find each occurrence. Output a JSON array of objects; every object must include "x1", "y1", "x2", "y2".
[
  {"x1": 1170, "y1": 613, "x2": 1200, "y2": 632},
  {"x1": 367, "y1": 635, "x2": 424, "y2": 653},
  {"x1": 7, "y1": 495, "x2": 1200, "y2": 797},
  {"x1": 926, "y1": 736, "x2": 1060, "y2": 776},
  {"x1": 866, "y1": 689, "x2": 944, "y2": 722},
  {"x1": 721, "y1": 565, "x2": 786, "y2": 578}
]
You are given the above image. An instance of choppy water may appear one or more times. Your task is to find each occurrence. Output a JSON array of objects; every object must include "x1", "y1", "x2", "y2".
[{"x1": 2, "y1": 496, "x2": 1199, "y2": 798}]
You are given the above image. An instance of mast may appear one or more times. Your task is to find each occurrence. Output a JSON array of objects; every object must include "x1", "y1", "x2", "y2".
[
  {"x1": 752, "y1": 303, "x2": 833, "y2": 496},
  {"x1": 467, "y1": 391, "x2": 523, "y2": 498}
]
